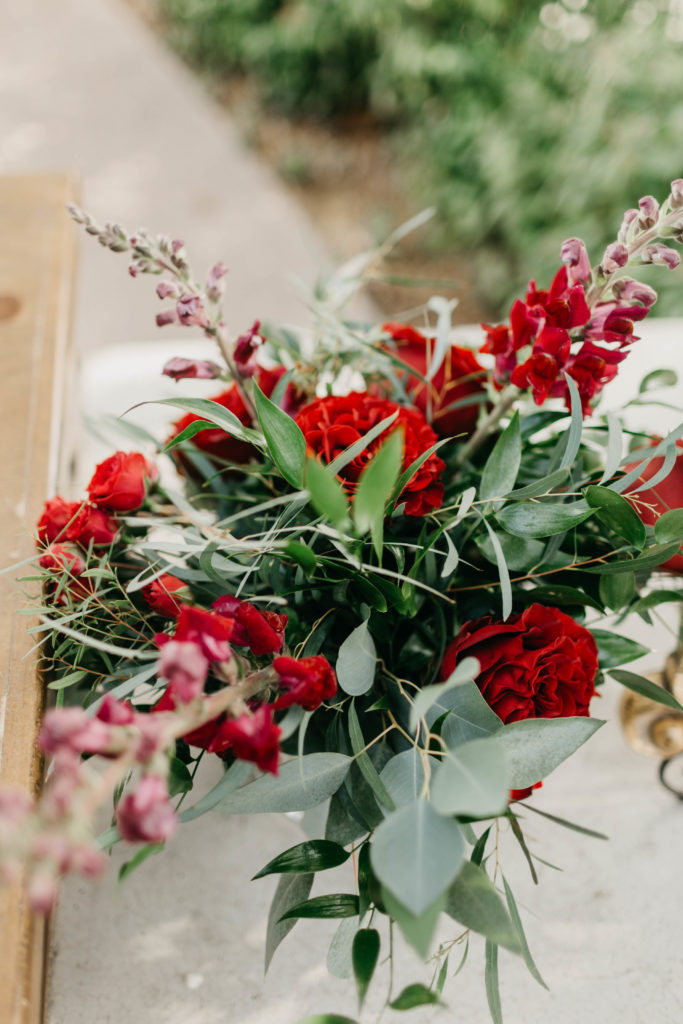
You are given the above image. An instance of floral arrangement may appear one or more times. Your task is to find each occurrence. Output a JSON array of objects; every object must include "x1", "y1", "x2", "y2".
[{"x1": 2, "y1": 186, "x2": 683, "y2": 1022}]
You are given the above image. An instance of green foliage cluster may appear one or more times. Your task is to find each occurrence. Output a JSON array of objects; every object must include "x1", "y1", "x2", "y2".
[{"x1": 160, "y1": 0, "x2": 683, "y2": 313}]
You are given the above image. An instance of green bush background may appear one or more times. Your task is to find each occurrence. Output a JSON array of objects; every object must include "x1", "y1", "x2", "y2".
[{"x1": 161, "y1": 0, "x2": 683, "y2": 315}]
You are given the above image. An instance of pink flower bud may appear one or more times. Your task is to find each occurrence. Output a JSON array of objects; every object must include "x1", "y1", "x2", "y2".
[
  {"x1": 601, "y1": 242, "x2": 629, "y2": 275},
  {"x1": 156, "y1": 309, "x2": 179, "y2": 328},
  {"x1": 27, "y1": 871, "x2": 59, "y2": 914},
  {"x1": 642, "y1": 244, "x2": 681, "y2": 270},
  {"x1": 670, "y1": 179, "x2": 683, "y2": 208},
  {"x1": 69, "y1": 843, "x2": 107, "y2": 877},
  {"x1": 156, "y1": 281, "x2": 178, "y2": 300},
  {"x1": 638, "y1": 195, "x2": 660, "y2": 228},
  {"x1": 612, "y1": 277, "x2": 658, "y2": 307},
  {"x1": 39, "y1": 708, "x2": 112, "y2": 757},
  {"x1": 206, "y1": 262, "x2": 229, "y2": 301},
  {"x1": 234, "y1": 320, "x2": 263, "y2": 376},
  {"x1": 132, "y1": 714, "x2": 168, "y2": 764},
  {"x1": 618, "y1": 208, "x2": 639, "y2": 243},
  {"x1": 43, "y1": 751, "x2": 83, "y2": 818},
  {"x1": 96, "y1": 693, "x2": 135, "y2": 726},
  {"x1": 116, "y1": 776, "x2": 177, "y2": 843},
  {"x1": 158, "y1": 641, "x2": 209, "y2": 703},
  {"x1": 32, "y1": 834, "x2": 72, "y2": 872},
  {"x1": 171, "y1": 239, "x2": 184, "y2": 254},
  {"x1": 560, "y1": 238, "x2": 591, "y2": 285},
  {"x1": 0, "y1": 787, "x2": 33, "y2": 825},
  {"x1": 128, "y1": 265, "x2": 138, "y2": 278},
  {"x1": 176, "y1": 295, "x2": 210, "y2": 328},
  {"x1": 162, "y1": 357, "x2": 221, "y2": 381}
]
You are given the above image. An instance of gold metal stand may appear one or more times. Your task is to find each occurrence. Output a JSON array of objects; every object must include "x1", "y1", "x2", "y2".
[{"x1": 620, "y1": 648, "x2": 683, "y2": 797}]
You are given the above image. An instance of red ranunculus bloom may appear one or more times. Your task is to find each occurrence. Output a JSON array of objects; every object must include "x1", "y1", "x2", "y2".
[
  {"x1": 214, "y1": 705, "x2": 281, "y2": 775},
  {"x1": 37, "y1": 497, "x2": 118, "y2": 547},
  {"x1": 273, "y1": 655, "x2": 337, "y2": 711},
  {"x1": 87, "y1": 452, "x2": 154, "y2": 512},
  {"x1": 156, "y1": 605, "x2": 234, "y2": 663},
  {"x1": 142, "y1": 573, "x2": 189, "y2": 618},
  {"x1": 441, "y1": 603, "x2": 598, "y2": 724},
  {"x1": 295, "y1": 393, "x2": 445, "y2": 516},
  {"x1": 212, "y1": 595, "x2": 287, "y2": 656},
  {"x1": 168, "y1": 365, "x2": 300, "y2": 465},
  {"x1": 381, "y1": 322, "x2": 487, "y2": 438},
  {"x1": 627, "y1": 438, "x2": 683, "y2": 573}
]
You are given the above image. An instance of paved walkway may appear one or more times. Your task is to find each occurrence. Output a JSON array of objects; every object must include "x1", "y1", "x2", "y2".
[{"x1": 2, "y1": 3, "x2": 683, "y2": 1023}]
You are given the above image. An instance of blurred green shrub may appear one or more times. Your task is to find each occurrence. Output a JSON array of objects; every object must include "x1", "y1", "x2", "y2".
[{"x1": 161, "y1": 0, "x2": 683, "y2": 314}]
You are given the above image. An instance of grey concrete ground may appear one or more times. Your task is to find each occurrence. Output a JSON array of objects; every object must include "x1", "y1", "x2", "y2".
[{"x1": 2, "y1": 1, "x2": 683, "y2": 1022}]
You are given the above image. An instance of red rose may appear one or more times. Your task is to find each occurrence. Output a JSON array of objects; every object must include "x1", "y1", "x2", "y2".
[
  {"x1": 37, "y1": 498, "x2": 118, "y2": 547},
  {"x1": 295, "y1": 393, "x2": 445, "y2": 516},
  {"x1": 273, "y1": 655, "x2": 337, "y2": 711},
  {"x1": 156, "y1": 605, "x2": 235, "y2": 663},
  {"x1": 382, "y1": 322, "x2": 487, "y2": 438},
  {"x1": 141, "y1": 574, "x2": 189, "y2": 618},
  {"x1": 441, "y1": 603, "x2": 598, "y2": 724},
  {"x1": 212, "y1": 594, "x2": 287, "y2": 656},
  {"x1": 87, "y1": 452, "x2": 154, "y2": 512},
  {"x1": 39, "y1": 543, "x2": 94, "y2": 605},
  {"x1": 626, "y1": 438, "x2": 683, "y2": 573},
  {"x1": 168, "y1": 365, "x2": 301, "y2": 466}
]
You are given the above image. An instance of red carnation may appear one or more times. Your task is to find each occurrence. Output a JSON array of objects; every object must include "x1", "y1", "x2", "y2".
[
  {"x1": 626, "y1": 438, "x2": 683, "y2": 573},
  {"x1": 273, "y1": 655, "x2": 337, "y2": 711},
  {"x1": 382, "y1": 322, "x2": 487, "y2": 438},
  {"x1": 142, "y1": 574, "x2": 189, "y2": 618},
  {"x1": 295, "y1": 393, "x2": 445, "y2": 516},
  {"x1": 156, "y1": 605, "x2": 234, "y2": 663},
  {"x1": 442, "y1": 603, "x2": 598, "y2": 724},
  {"x1": 87, "y1": 452, "x2": 154, "y2": 512},
  {"x1": 212, "y1": 594, "x2": 287, "y2": 656}
]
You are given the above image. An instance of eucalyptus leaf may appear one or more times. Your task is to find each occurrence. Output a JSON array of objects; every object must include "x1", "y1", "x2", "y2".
[
  {"x1": 265, "y1": 872, "x2": 314, "y2": 970},
  {"x1": 327, "y1": 917, "x2": 358, "y2": 980},
  {"x1": 445, "y1": 860, "x2": 521, "y2": 953},
  {"x1": 585, "y1": 485, "x2": 647, "y2": 548},
  {"x1": 408, "y1": 657, "x2": 480, "y2": 731},
  {"x1": 485, "y1": 941, "x2": 503, "y2": 1024},
  {"x1": 381, "y1": 888, "x2": 445, "y2": 959},
  {"x1": 495, "y1": 717, "x2": 604, "y2": 789},
  {"x1": 480, "y1": 411, "x2": 521, "y2": 501},
  {"x1": 389, "y1": 984, "x2": 440, "y2": 1011},
  {"x1": 434, "y1": 683, "x2": 503, "y2": 745},
  {"x1": 306, "y1": 457, "x2": 351, "y2": 529},
  {"x1": 431, "y1": 737, "x2": 509, "y2": 818},
  {"x1": 370, "y1": 797, "x2": 465, "y2": 916},
  {"x1": 336, "y1": 618, "x2": 377, "y2": 696},
  {"x1": 216, "y1": 754, "x2": 351, "y2": 814},
  {"x1": 610, "y1": 669, "x2": 683, "y2": 712},
  {"x1": 654, "y1": 508, "x2": 683, "y2": 547},
  {"x1": 352, "y1": 929, "x2": 380, "y2": 1008},
  {"x1": 591, "y1": 629, "x2": 649, "y2": 669},
  {"x1": 380, "y1": 748, "x2": 439, "y2": 808},
  {"x1": 496, "y1": 502, "x2": 594, "y2": 538},
  {"x1": 354, "y1": 430, "x2": 404, "y2": 556}
]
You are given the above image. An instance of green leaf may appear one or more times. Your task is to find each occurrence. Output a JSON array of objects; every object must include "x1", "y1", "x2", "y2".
[
  {"x1": 168, "y1": 756, "x2": 193, "y2": 797},
  {"x1": 306, "y1": 457, "x2": 351, "y2": 529},
  {"x1": 496, "y1": 502, "x2": 594, "y2": 538},
  {"x1": 352, "y1": 929, "x2": 380, "y2": 1008},
  {"x1": 599, "y1": 411, "x2": 624, "y2": 484},
  {"x1": 327, "y1": 917, "x2": 358, "y2": 979},
  {"x1": 216, "y1": 753, "x2": 351, "y2": 814},
  {"x1": 507, "y1": 467, "x2": 570, "y2": 500},
  {"x1": 298, "y1": 1017, "x2": 359, "y2": 1024},
  {"x1": 435, "y1": 683, "x2": 503, "y2": 746},
  {"x1": 151, "y1": 397, "x2": 262, "y2": 448},
  {"x1": 353, "y1": 430, "x2": 404, "y2": 557},
  {"x1": 265, "y1": 872, "x2": 314, "y2": 970},
  {"x1": 482, "y1": 520, "x2": 512, "y2": 620},
  {"x1": 476, "y1": 532, "x2": 546, "y2": 572},
  {"x1": 521, "y1": 802, "x2": 608, "y2": 840},
  {"x1": 485, "y1": 941, "x2": 503, "y2": 1024},
  {"x1": 370, "y1": 797, "x2": 465, "y2": 916},
  {"x1": 610, "y1": 669, "x2": 683, "y2": 713},
  {"x1": 336, "y1": 619, "x2": 377, "y2": 696},
  {"x1": 284, "y1": 540, "x2": 317, "y2": 572},
  {"x1": 179, "y1": 760, "x2": 252, "y2": 823},
  {"x1": 591, "y1": 629, "x2": 649, "y2": 669},
  {"x1": 585, "y1": 485, "x2": 647, "y2": 548},
  {"x1": 389, "y1": 984, "x2": 440, "y2": 1011},
  {"x1": 389, "y1": 439, "x2": 450, "y2": 511},
  {"x1": 348, "y1": 701, "x2": 395, "y2": 811},
  {"x1": 502, "y1": 875, "x2": 548, "y2": 989},
  {"x1": 480, "y1": 410, "x2": 521, "y2": 501},
  {"x1": 279, "y1": 893, "x2": 359, "y2": 922},
  {"x1": 631, "y1": 589, "x2": 683, "y2": 614},
  {"x1": 495, "y1": 717, "x2": 604, "y2": 789},
  {"x1": 253, "y1": 840, "x2": 351, "y2": 879},
  {"x1": 382, "y1": 888, "x2": 445, "y2": 959},
  {"x1": 654, "y1": 508, "x2": 683, "y2": 547},
  {"x1": 446, "y1": 861, "x2": 520, "y2": 953},
  {"x1": 118, "y1": 842, "x2": 164, "y2": 883},
  {"x1": 408, "y1": 656, "x2": 480, "y2": 731},
  {"x1": 583, "y1": 542, "x2": 681, "y2": 574},
  {"x1": 253, "y1": 381, "x2": 306, "y2": 488},
  {"x1": 471, "y1": 826, "x2": 492, "y2": 867},
  {"x1": 380, "y1": 748, "x2": 438, "y2": 807},
  {"x1": 558, "y1": 372, "x2": 584, "y2": 471},
  {"x1": 432, "y1": 737, "x2": 509, "y2": 818},
  {"x1": 599, "y1": 571, "x2": 635, "y2": 611},
  {"x1": 639, "y1": 368, "x2": 678, "y2": 392}
]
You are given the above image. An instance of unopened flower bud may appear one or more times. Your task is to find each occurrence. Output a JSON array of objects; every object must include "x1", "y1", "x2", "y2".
[
  {"x1": 234, "y1": 320, "x2": 263, "y2": 376},
  {"x1": 156, "y1": 281, "x2": 178, "y2": 301},
  {"x1": 206, "y1": 262, "x2": 229, "y2": 302},
  {"x1": 128, "y1": 265, "x2": 138, "y2": 278},
  {"x1": 642, "y1": 244, "x2": 681, "y2": 270},
  {"x1": 156, "y1": 309, "x2": 179, "y2": 328},
  {"x1": 638, "y1": 195, "x2": 660, "y2": 229},
  {"x1": 27, "y1": 871, "x2": 59, "y2": 914},
  {"x1": 158, "y1": 641, "x2": 209, "y2": 704},
  {"x1": 171, "y1": 239, "x2": 184, "y2": 255},
  {"x1": 601, "y1": 242, "x2": 629, "y2": 275},
  {"x1": 176, "y1": 295, "x2": 210, "y2": 328},
  {"x1": 116, "y1": 775, "x2": 177, "y2": 844},
  {"x1": 612, "y1": 277, "x2": 658, "y2": 307},
  {"x1": 618, "y1": 208, "x2": 639, "y2": 243},
  {"x1": 670, "y1": 179, "x2": 683, "y2": 208},
  {"x1": 162, "y1": 357, "x2": 221, "y2": 381},
  {"x1": 560, "y1": 238, "x2": 591, "y2": 285},
  {"x1": 39, "y1": 708, "x2": 112, "y2": 757}
]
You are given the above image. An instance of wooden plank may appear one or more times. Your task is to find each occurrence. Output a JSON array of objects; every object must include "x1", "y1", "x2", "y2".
[{"x1": 0, "y1": 174, "x2": 78, "y2": 1024}]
